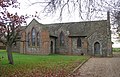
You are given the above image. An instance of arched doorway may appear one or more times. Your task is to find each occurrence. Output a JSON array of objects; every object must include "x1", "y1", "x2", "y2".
[
  {"x1": 50, "y1": 41, "x2": 54, "y2": 54},
  {"x1": 94, "y1": 42, "x2": 100, "y2": 55}
]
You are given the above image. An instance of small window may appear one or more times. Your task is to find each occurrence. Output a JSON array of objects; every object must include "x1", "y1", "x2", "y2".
[
  {"x1": 31, "y1": 28, "x2": 36, "y2": 46},
  {"x1": 60, "y1": 32, "x2": 65, "y2": 46},
  {"x1": 77, "y1": 37, "x2": 82, "y2": 47},
  {"x1": 37, "y1": 32, "x2": 40, "y2": 46}
]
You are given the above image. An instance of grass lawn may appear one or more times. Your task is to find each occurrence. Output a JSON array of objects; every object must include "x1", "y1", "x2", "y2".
[{"x1": 0, "y1": 50, "x2": 89, "y2": 77}]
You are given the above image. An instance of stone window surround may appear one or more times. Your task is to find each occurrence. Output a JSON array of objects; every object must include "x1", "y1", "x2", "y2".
[
  {"x1": 77, "y1": 37, "x2": 82, "y2": 48},
  {"x1": 59, "y1": 31, "x2": 65, "y2": 46},
  {"x1": 37, "y1": 32, "x2": 40, "y2": 46},
  {"x1": 27, "y1": 32, "x2": 30, "y2": 46}
]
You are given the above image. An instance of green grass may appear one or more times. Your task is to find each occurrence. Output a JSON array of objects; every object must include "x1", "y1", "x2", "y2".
[
  {"x1": 113, "y1": 48, "x2": 120, "y2": 52},
  {"x1": 0, "y1": 50, "x2": 89, "y2": 77}
]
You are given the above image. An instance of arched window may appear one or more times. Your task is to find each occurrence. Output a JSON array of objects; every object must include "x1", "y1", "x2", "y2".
[
  {"x1": 31, "y1": 28, "x2": 36, "y2": 46},
  {"x1": 77, "y1": 37, "x2": 82, "y2": 47},
  {"x1": 27, "y1": 33, "x2": 30, "y2": 46},
  {"x1": 60, "y1": 32, "x2": 64, "y2": 46},
  {"x1": 37, "y1": 32, "x2": 40, "y2": 46}
]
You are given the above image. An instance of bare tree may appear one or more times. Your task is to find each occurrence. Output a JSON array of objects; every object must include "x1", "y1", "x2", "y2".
[
  {"x1": 28, "y1": 0, "x2": 120, "y2": 26},
  {"x1": 0, "y1": 0, "x2": 25, "y2": 64}
]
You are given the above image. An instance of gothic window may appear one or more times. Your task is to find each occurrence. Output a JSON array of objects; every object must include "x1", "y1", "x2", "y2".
[
  {"x1": 37, "y1": 32, "x2": 40, "y2": 46},
  {"x1": 77, "y1": 37, "x2": 82, "y2": 47},
  {"x1": 60, "y1": 32, "x2": 65, "y2": 46},
  {"x1": 27, "y1": 33, "x2": 30, "y2": 46},
  {"x1": 31, "y1": 28, "x2": 36, "y2": 46}
]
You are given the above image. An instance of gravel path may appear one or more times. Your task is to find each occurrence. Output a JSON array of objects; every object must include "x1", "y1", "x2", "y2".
[{"x1": 70, "y1": 55, "x2": 120, "y2": 77}]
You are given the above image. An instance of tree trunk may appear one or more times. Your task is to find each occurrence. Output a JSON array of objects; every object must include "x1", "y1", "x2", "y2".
[{"x1": 6, "y1": 45, "x2": 14, "y2": 64}]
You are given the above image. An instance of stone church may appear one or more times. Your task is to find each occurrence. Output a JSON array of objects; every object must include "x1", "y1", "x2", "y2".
[{"x1": 12, "y1": 13, "x2": 112, "y2": 57}]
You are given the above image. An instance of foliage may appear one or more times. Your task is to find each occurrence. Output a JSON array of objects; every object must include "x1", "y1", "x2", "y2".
[
  {"x1": 0, "y1": 50, "x2": 89, "y2": 77},
  {"x1": 113, "y1": 48, "x2": 120, "y2": 52},
  {"x1": 0, "y1": 0, "x2": 25, "y2": 45},
  {"x1": 0, "y1": 0, "x2": 26, "y2": 64}
]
